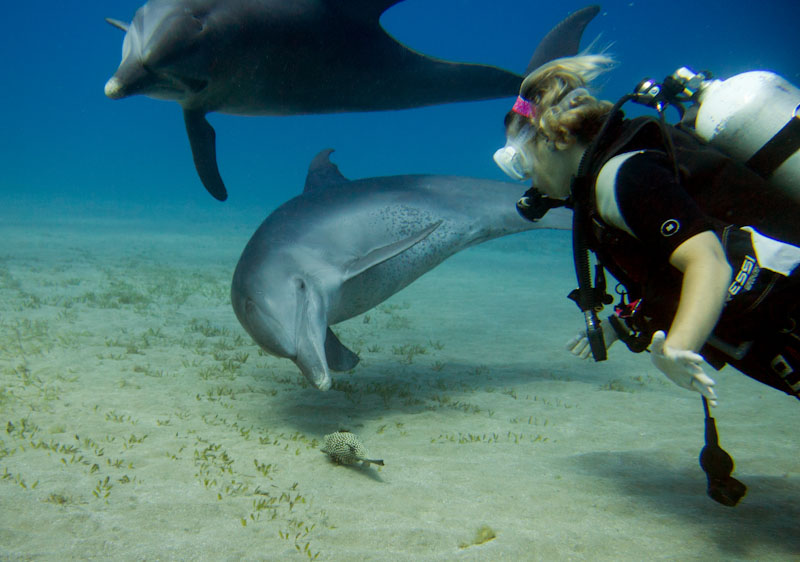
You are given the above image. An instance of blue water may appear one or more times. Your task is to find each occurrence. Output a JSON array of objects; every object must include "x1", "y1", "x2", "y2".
[
  {"x1": 2, "y1": 3, "x2": 800, "y2": 559},
  {"x1": 2, "y1": 0, "x2": 797, "y2": 214}
]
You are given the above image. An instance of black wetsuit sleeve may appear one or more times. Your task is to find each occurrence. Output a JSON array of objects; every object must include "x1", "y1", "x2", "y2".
[{"x1": 615, "y1": 151, "x2": 715, "y2": 259}]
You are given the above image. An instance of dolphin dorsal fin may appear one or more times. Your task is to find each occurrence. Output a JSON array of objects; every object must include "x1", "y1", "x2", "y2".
[{"x1": 303, "y1": 149, "x2": 350, "y2": 193}]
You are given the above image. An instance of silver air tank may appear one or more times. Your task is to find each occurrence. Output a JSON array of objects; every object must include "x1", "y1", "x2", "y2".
[{"x1": 679, "y1": 68, "x2": 800, "y2": 202}]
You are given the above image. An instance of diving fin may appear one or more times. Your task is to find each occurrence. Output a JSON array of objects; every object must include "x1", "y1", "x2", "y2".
[{"x1": 698, "y1": 397, "x2": 747, "y2": 506}]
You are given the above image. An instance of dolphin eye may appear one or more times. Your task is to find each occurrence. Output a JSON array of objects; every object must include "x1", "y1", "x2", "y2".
[{"x1": 295, "y1": 279, "x2": 306, "y2": 291}]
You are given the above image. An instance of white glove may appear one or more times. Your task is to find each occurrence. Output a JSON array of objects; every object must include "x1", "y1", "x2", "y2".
[
  {"x1": 649, "y1": 331, "x2": 718, "y2": 406},
  {"x1": 566, "y1": 316, "x2": 620, "y2": 360}
]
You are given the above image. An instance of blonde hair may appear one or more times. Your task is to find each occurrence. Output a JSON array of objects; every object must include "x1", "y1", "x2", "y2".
[{"x1": 506, "y1": 54, "x2": 616, "y2": 149}]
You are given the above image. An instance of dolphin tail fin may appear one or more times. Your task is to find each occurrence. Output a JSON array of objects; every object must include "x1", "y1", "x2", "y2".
[
  {"x1": 343, "y1": 221, "x2": 442, "y2": 281},
  {"x1": 105, "y1": 17, "x2": 129, "y2": 32},
  {"x1": 183, "y1": 109, "x2": 228, "y2": 201},
  {"x1": 525, "y1": 5, "x2": 601, "y2": 75},
  {"x1": 325, "y1": 328, "x2": 360, "y2": 372}
]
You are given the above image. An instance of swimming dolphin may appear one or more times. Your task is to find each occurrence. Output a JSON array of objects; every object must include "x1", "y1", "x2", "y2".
[
  {"x1": 230, "y1": 150, "x2": 572, "y2": 390},
  {"x1": 104, "y1": 2, "x2": 600, "y2": 201}
]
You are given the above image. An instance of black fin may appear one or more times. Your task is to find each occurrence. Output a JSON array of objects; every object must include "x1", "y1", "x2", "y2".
[
  {"x1": 325, "y1": 328, "x2": 360, "y2": 372},
  {"x1": 183, "y1": 109, "x2": 227, "y2": 201},
  {"x1": 335, "y1": 0, "x2": 404, "y2": 24},
  {"x1": 525, "y1": 5, "x2": 601, "y2": 75},
  {"x1": 303, "y1": 149, "x2": 350, "y2": 192}
]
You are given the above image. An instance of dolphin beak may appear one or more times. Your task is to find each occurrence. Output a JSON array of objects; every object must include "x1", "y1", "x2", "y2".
[
  {"x1": 308, "y1": 369, "x2": 332, "y2": 391},
  {"x1": 296, "y1": 356, "x2": 332, "y2": 391},
  {"x1": 104, "y1": 76, "x2": 126, "y2": 99},
  {"x1": 104, "y1": 58, "x2": 158, "y2": 100}
]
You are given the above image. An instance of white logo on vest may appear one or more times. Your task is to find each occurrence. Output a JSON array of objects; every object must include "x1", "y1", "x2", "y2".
[{"x1": 660, "y1": 219, "x2": 680, "y2": 237}]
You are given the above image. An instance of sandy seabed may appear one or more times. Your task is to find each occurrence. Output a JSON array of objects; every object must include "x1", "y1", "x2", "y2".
[{"x1": 1, "y1": 202, "x2": 798, "y2": 561}]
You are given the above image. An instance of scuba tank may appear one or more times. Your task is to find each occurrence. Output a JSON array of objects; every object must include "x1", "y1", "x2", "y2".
[{"x1": 644, "y1": 67, "x2": 800, "y2": 203}]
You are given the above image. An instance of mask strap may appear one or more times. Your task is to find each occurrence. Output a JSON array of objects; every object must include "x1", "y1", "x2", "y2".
[
  {"x1": 512, "y1": 87, "x2": 589, "y2": 122},
  {"x1": 512, "y1": 96, "x2": 537, "y2": 119}
]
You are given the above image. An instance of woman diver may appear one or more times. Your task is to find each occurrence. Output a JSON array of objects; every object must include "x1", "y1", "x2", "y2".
[{"x1": 493, "y1": 54, "x2": 800, "y2": 407}]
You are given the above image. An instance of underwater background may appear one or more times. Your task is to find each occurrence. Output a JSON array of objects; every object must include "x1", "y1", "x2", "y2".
[
  {"x1": 3, "y1": 0, "x2": 798, "y2": 215},
  {"x1": 1, "y1": 1, "x2": 799, "y2": 560}
]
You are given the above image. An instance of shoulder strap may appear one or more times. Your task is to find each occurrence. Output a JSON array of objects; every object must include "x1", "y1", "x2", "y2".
[{"x1": 590, "y1": 117, "x2": 663, "y2": 172}]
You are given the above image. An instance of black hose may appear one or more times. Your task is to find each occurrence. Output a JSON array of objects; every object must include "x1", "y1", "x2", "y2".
[{"x1": 570, "y1": 94, "x2": 635, "y2": 360}]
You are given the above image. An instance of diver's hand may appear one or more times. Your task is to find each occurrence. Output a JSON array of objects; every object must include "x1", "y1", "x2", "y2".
[
  {"x1": 649, "y1": 331, "x2": 718, "y2": 406},
  {"x1": 566, "y1": 316, "x2": 619, "y2": 360}
]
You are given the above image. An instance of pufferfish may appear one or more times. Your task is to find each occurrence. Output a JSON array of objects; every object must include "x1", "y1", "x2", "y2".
[{"x1": 321, "y1": 430, "x2": 384, "y2": 466}]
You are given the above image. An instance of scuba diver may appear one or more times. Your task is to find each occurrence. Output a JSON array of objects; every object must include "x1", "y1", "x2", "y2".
[
  {"x1": 493, "y1": 53, "x2": 800, "y2": 505},
  {"x1": 494, "y1": 53, "x2": 800, "y2": 404}
]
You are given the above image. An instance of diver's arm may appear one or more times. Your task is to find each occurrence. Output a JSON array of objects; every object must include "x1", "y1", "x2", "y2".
[
  {"x1": 645, "y1": 230, "x2": 730, "y2": 405},
  {"x1": 665, "y1": 230, "x2": 732, "y2": 352},
  {"x1": 568, "y1": 230, "x2": 730, "y2": 364}
]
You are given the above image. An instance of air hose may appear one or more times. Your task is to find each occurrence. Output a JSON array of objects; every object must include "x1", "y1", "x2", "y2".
[{"x1": 569, "y1": 94, "x2": 635, "y2": 361}]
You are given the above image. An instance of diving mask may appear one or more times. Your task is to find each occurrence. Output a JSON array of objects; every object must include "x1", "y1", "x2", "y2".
[
  {"x1": 494, "y1": 94, "x2": 538, "y2": 180},
  {"x1": 493, "y1": 124, "x2": 537, "y2": 181},
  {"x1": 495, "y1": 88, "x2": 593, "y2": 180}
]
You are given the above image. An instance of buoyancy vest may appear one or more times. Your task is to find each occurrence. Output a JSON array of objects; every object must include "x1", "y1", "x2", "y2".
[{"x1": 581, "y1": 114, "x2": 800, "y2": 397}]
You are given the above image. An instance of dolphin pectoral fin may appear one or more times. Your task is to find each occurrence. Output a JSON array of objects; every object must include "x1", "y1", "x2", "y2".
[
  {"x1": 343, "y1": 221, "x2": 442, "y2": 281},
  {"x1": 325, "y1": 328, "x2": 360, "y2": 372},
  {"x1": 105, "y1": 17, "x2": 129, "y2": 32},
  {"x1": 525, "y1": 5, "x2": 601, "y2": 74},
  {"x1": 295, "y1": 288, "x2": 333, "y2": 390},
  {"x1": 183, "y1": 109, "x2": 228, "y2": 201}
]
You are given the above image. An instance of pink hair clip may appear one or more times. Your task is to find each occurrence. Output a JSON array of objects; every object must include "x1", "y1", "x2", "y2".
[{"x1": 511, "y1": 95, "x2": 536, "y2": 118}]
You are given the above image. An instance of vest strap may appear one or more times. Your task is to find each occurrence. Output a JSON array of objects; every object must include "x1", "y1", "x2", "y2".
[{"x1": 746, "y1": 113, "x2": 800, "y2": 178}]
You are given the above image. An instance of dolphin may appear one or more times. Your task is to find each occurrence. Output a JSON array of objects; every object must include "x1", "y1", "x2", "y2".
[
  {"x1": 104, "y1": 2, "x2": 600, "y2": 201},
  {"x1": 230, "y1": 150, "x2": 572, "y2": 390}
]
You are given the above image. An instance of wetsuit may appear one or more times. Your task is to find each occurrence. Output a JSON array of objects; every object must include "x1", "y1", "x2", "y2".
[{"x1": 585, "y1": 117, "x2": 800, "y2": 399}]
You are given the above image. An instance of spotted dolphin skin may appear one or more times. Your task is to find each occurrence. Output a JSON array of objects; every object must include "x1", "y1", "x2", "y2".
[
  {"x1": 230, "y1": 150, "x2": 572, "y2": 390},
  {"x1": 104, "y1": 2, "x2": 600, "y2": 201}
]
